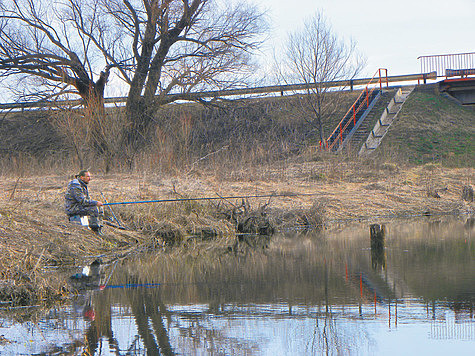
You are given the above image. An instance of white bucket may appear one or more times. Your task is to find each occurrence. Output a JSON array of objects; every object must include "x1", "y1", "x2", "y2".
[{"x1": 80, "y1": 216, "x2": 89, "y2": 226}]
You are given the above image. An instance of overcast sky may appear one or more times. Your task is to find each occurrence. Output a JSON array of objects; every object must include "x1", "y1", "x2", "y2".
[
  {"x1": 1, "y1": 0, "x2": 474, "y2": 103},
  {"x1": 255, "y1": 0, "x2": 475, "y2": 76}
]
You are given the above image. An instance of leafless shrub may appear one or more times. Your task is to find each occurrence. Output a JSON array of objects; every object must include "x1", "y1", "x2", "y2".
[{"x1": 276, "y1": 11, "x2": 365, "y2": 144}]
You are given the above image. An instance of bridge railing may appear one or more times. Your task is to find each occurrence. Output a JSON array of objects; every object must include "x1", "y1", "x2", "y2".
[
  {"x1": 325, "y1": 68, "x2": 388, "y2": 151},
  {"x1": 418, "y1": 52, "x2": 475, "y2": 78}
]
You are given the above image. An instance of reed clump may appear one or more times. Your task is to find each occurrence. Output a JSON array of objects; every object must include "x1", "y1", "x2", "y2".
[
  {"x1": 0, "y1": 237, "x2": 67, "y2": 305},
  {"x1": 117, "y1": 197, "x2": 284, "y2": 248},
  {"x1": 270, "y1": 200, "x2": 326, "y2": 233}
]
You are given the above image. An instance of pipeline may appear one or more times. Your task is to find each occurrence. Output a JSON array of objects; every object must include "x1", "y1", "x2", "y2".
[{"x1": 103, "y1": 192, "x2": 315, "y2": 206}]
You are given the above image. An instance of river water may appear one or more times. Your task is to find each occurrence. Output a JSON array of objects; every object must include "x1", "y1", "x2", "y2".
[{"x1": 0, "y1": 217, "x2": 474, "y2": 355}]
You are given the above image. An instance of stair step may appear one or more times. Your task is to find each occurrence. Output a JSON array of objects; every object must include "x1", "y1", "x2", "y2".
[
  {"x1": 343, "y1": 89, "x2": 396, "y2": 153},
  {"x1": 358, "y1": 86, "x2": 415, "y2": 155},
  {"x1": 325, "y1": 85, "x2": 403, "y2": 152}
]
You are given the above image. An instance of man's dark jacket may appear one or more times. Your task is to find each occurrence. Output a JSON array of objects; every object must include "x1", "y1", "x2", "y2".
[{"x1": 65, "y1": 178, "x2": 99, "y2": 216}]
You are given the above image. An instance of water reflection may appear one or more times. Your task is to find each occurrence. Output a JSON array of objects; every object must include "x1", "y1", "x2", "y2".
[
  {"x1": 369, "y1": 223, "x2": 386, "y2": 271},
  {"x1": 0, "y1": 217, "x2": 474, "y2": 355}
]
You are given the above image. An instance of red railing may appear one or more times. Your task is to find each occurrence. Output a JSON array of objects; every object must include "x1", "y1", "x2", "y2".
[
  {"x1": 325, "y1": 68, "x2": 388, "y2": 151},
  {"x1": 418, "y1": 52, "x2": 475, "y2": 78}
]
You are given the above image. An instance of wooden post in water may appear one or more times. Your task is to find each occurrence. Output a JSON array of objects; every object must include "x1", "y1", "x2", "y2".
[{"x1": 370, "y1": 224, "x2": 386, "y2": 270}]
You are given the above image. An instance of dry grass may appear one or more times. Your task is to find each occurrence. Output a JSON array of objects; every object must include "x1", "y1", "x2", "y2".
[
  {"x1": 0, "y1": 86, "x2": 473, "y2": 307},
  {"x1": 0, "y1": 157, "x2": 473, "y2": 305}
]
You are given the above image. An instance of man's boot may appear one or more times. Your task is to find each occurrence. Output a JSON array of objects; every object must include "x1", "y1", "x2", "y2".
[{"x1": 89, "y1": 216, "x2": 104, "y2": 236}]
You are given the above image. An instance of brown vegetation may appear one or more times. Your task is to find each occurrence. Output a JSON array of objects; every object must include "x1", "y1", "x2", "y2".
[
  {"x1": 0, "y1": 156, "x2": 473, "y2": 306},
  {"x1": 0, "y1": 86, "x2": 474, "y2": 306}
]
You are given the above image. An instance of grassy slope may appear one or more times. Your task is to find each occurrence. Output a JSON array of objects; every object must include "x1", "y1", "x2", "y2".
[
  {"x1": 168, "y1": 87, "x2": 475, "y2": 167},
  {"x1": 378, "y1": 89, "x2": 475, "y2": 166},
  {"x1": 0, "y1": 85, "x2": 473, "y2": 170}
]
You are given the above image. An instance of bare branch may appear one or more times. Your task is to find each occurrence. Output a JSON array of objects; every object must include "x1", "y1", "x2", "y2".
[
  {"x1": 0, "y1": 0, "x2": 268, "y2": 156},
  {"x1": 277, "y1": 11, "x2": 366, "y2": 143}
]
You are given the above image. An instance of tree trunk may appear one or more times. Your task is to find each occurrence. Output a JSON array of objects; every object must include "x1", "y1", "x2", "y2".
[
  {"x1": 83, "y1": 82, "x2": 109, "y2": 156},
  {"x1": 123, "y1": 14, "x2": 159, "y2": 154},
  {"x1": 72, "y1": 69, "x2": 111, "y2": 160}
]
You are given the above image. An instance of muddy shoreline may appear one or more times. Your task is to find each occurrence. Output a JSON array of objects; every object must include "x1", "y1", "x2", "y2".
[{"x1": 0, "y1": 161, "x2": 473, "y2": 305}]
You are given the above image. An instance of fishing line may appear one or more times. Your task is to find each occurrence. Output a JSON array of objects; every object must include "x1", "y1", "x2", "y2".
[{"x1": 103, "y1": 192, "x2": 319, "y2": 206}]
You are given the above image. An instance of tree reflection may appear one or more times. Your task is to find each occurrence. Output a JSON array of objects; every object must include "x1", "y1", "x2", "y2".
[
  {"x1": 75, "y1": 286, "x2": 174, "y2": 355},
  {"x1": 69, "y1": 218, "x2": 472, "y2": 354},
  {"x1": 75, "y1": 290, "x2": 119, "y2": 355},
  {"x1": 314, "y1": 311, "x2": 340, "y2": 355},
  {"x1": 127, "y1": 287, "x2": 174, "y2": 355}
]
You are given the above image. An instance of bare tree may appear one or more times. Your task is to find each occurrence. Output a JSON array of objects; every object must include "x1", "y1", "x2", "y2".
[
  {"x1": 0, "y1": 0, "x2": 114, "y2": 106},
  {"x1": 278, "y1": 12, "x2": 365, "y2": 145},
  {"x1": 94, "y1": 0, "x2": 267, "y2": 151},
  {"x1": 0, "y1": 0, "x2": 119, "y2": 154},
  {"x1": 0, "y1": 0, "x2": 267, "y2": 157}
]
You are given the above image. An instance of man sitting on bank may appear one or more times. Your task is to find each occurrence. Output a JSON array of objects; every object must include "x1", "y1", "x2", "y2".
[{"x1": 65, "y1": 170, "x2": 104, "y2": 235}]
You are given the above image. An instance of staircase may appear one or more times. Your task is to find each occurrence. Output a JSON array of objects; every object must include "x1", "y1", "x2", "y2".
[
  {"x1": 358, "y1": 85, "x2": 415, "y2": 156},
  {"x1": 325, "y1": 69, "x2": 388, "y2": 152},
  {"x1": 344, "y1": 90, "x2": 395, "y2": 153}
]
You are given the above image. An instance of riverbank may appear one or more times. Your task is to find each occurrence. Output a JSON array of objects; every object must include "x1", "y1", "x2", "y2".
[{"x1": 0, "y1": 159, "x2": 473, "y2": 305}]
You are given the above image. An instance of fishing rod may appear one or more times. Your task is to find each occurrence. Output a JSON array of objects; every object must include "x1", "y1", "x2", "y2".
[
  {"x1": 103, "y1": 192, "x2": 316, "y2": 206},
  {"x1": 99, "y1": 283, "x2": 161, "y2": 290},
  {"x1": 101, "y1": 192, "x2": 125, "y2": 228}
]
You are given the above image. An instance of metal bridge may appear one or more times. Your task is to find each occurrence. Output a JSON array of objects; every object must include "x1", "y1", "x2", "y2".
[
  {"x1": 418, "y1": 52, "x2": 475, "y2": 105},
  {"x1": 418, "y1": 52, "x2": 475, "y2": 78}
]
